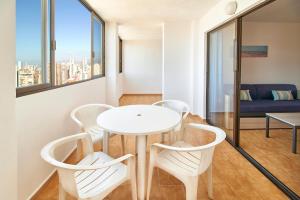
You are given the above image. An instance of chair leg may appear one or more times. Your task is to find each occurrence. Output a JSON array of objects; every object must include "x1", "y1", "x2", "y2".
[
  {"x1": 59, "y1": 182, "x2": 66, "y2": 200},
  {"x1": 184, "y1": 177, "x2": 198, "y2": 200},
  {"x1": 208, "y1": 164, "x2": 213, "y2": 199},
  {"x1": 146, "y1": 160, "x2": 155, "y2": 200},
  {"x1": 160, "y1": 133, "x2": 164, "y2": 143},
  {"x1": 121, "y1": 135, "x2": 126, "y2": 155}
]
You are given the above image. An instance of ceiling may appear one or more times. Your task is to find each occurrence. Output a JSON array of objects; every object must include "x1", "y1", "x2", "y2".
[
  {"x1": 244, "y1": 0, "x2": 300, "y2": 23},
  {"x1": 86, "y1": 0, "x2": 220, "y2": 40}
]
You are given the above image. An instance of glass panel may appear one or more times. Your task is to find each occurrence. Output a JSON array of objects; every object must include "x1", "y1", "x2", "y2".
[
  {"x1": 239, "y1": 0, "x2": 300, "y2": 196},
  {"x1": 55, "y1": 0, "x2": 91, "y2": 85},
  {"x1": 207, "y1": 22, "x2": 236, "y2": 142},
  {"x1": 16, "y1": 0, "x2": 48, "y2": 88},
  {"x1": 92, "y1": 17, "x2": 104, "y2": 76}
]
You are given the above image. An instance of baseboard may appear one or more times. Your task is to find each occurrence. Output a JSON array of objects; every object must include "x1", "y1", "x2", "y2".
[
  {"x1": 27, "y1": 145, "x2": 77, "y2": 200},
  {"x1": 121, "y1": 93, "x2": 162, "y2": 96}
]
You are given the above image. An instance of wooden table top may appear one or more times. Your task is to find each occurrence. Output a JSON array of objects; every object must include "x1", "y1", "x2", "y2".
[{"x1": 266, "y1": 113, "x2": 300, "y2": 127}]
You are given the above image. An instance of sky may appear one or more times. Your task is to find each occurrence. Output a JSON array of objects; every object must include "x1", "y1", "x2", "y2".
[{"x1": 16, "y1": 0, "x2": 93, "y2": 65}]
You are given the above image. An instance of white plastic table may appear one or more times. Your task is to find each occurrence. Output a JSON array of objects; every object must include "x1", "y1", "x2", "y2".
[{"x1": 97, "y1": 105, "x2": 181, "y2": 200}]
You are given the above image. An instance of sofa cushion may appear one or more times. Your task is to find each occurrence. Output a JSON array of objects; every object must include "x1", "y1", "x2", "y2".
[
  {"x1": 298, "y1": 90, "x2": 300, "y2": 100},
  {"x1": 272, "y1": 90, "x2": 294, "y2": 101},
  {"x1": 241, "y1": 84, "x2": 257, "y2": 100},
  {"x1": 254, "y1": 84, "x2": 297, "y2": 100},
  {"x1": 240, "y1": 90, "x2": 252, "y2": 101},
  {"x1": 240, "y1": 100, "x2": 300, "y2": 114}
]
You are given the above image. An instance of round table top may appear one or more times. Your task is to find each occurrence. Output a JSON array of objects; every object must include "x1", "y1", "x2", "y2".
[{"x1": 97, "y1": 105, "x2": 181, "y2": 136}]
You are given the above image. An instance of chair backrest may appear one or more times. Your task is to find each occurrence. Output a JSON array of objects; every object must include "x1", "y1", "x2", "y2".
[
  {"x1": 186, "y1": 123, "x2": 226, "y2": 174},
  {"x1": 154, "y1": 123, "x2": 226, "y2": 175},
  {"x1": 71, "y1": 104, "x2": 114, "y2": 131},
  {"x1": 152, "y1": 100, "x2": 190, "y2": 120},
  {"x1": 41, "y1": 133, "x2": 94, "y2": 197}
]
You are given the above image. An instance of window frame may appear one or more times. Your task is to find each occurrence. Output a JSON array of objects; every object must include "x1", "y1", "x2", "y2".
[
  {"x1": 119, "y1": 37, "x2": 123, "y2": 73},
  {"x1": 16, "y1": 0, "x2": 105, "y2": 98},
  {"x1": 91, "y1": 12, "x2": 105, "y2": 78}
]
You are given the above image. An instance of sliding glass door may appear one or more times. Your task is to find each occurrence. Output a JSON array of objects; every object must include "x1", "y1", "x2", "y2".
[{"x1": 207, "y1": 21, "x2": 238, "y2": 143}]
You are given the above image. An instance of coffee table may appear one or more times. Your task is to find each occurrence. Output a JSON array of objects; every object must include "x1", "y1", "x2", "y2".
[{"x1": 266, "y1": 113, "x2": 300, "y2": 153}]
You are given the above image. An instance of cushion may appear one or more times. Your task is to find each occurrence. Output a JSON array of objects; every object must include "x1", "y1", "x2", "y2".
[
  {"x1": 298, "y1": 90, "x2": 300, "y2": 100},
  {"x1": 240, "y1": 90, "x2": 252, "y2": 101},
  {"x1": 255, "y1": 84, "x2": 297, "y2": 100},
  {"x1": 241, "y1": 84, "x2": 257, "y2": 100},
  {"x1": 272, "y1": 90, "x2": 294, "y2": 101}
]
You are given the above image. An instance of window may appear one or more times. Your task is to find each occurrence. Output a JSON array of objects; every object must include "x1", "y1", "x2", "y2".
[
  {"x1": 92, "y1": 15, "x2": 105, "y2": 76},
  {"x1": 16, "y1": 0, "x2": 49, "y2": 88},
  {"x1": 55, "y1": 0, "x2": 92, "y2": 85},
  {"x1": 119, "y1": 37, "x2": 123, "y2": 73},
  {"x1": 16, "y1": 0, "x2": 105, "y2": 97}
]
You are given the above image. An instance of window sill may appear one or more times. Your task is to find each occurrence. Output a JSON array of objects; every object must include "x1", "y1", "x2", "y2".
[{"x1": 16, "y1": 75, "x2": 105, "y2": 98}]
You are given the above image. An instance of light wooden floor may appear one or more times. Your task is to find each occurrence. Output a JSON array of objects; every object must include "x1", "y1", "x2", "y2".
[
  {"x1": 240, "y1": 128, "x2": 300, "y2": 195},
  {"x1": 33, "y1": 94, "x2": 287, "y2": 200}
]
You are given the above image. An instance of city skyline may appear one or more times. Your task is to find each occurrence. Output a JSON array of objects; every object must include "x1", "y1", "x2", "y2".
[{"x1": 16, "y1": 0, "x2": 101, "y2": 88}]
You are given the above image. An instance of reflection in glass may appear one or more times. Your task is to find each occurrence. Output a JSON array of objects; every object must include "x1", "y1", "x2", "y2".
[{"x1": 207, "y1": 22, "x2": 236, "y2": 142}]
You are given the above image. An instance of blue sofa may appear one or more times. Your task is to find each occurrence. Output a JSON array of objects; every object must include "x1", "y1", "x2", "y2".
[{"x1": 240, "y1": 84, "x2": 300, "y2": 117}]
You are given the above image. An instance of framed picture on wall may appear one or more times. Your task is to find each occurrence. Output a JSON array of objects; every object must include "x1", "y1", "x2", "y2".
[{"x1": 242, "y1": 45, "x2": 268, "y2": 57}]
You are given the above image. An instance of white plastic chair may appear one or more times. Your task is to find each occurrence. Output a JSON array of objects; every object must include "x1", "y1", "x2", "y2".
[
  {"x1": 71, "y1": 104, "x2": 125, "y2": 154},
  {"x1": 146, "y1": 123, "x2": 226, "y2": 200},
  {"x1": 152, "y1": 100, "x2": 190, "y2": 143},
  {"x1": 41, "y1": 133, "x2": 137, "y2": 200}
]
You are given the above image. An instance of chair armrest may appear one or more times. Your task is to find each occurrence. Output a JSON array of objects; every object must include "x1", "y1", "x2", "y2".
[
  {"x1": 70, "y1": 110, "x2": 84, "y2": 131},
  {"x1": 45, "y1": 154, "x2": 135, "y2": 171}
]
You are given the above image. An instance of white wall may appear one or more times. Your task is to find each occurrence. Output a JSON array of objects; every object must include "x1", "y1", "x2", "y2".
[
  {"x1": 17, "y1": 78, "x2": 106, "y2": 200},
  {"x1": 241, "y1": 22, "x2": 300, "y2": 89},
  {"x1": 123, "y1": 40, "x2": 162, "y2": 94},
  {"x1": 195, "y1": 0, "x2": 268, "y2": 118},
  {"x1": 162, "y1": 21, "x2": 194, "y2": 109},
  {"x1": 0, "y1": 0, "x2": 17, "y2": 199}
]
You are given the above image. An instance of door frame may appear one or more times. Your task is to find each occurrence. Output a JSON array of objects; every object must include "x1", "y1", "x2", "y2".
[{"x1": 205, "y1": 0, "x2": 299, "y2": 199}]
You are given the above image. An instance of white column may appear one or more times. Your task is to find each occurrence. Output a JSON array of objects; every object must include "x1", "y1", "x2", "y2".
[
  {"x1": 0, "y1": 0, "x2": 17, "y2": 199},
  {"x1": 105, "y1": 22, "x2": 120, "y2": 106}
]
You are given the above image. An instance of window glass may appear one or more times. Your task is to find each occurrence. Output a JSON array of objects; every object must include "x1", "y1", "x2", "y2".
[
  {"x1": 16, "y1": 0, "x2": 47, "y2": 87},
  {"x1": 55, "y1": 0, "x2": 91, "y2": 85}
]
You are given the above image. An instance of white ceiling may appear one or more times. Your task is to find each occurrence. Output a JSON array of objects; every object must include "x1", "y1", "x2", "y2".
[
  {"x1": 244, "y1": 0, "x2": 300, "y2": 23},
  {"x1": 87, "y1": 0, "x2": 220, "y2": 40}
]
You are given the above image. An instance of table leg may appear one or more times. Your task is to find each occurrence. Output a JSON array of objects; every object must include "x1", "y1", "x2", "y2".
[
  {"x1": 103, "y1": 131, "x2": 109, "y2": 154},
  {"x1": 292, "y1": 127, "x2": 297, "y2": 154},
  {"x1": 137, "y1": 135, "x2": 147, "y2": 200},
  {"x1": 266, "y1": 116, "x2": 270, "y2": 138}
]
